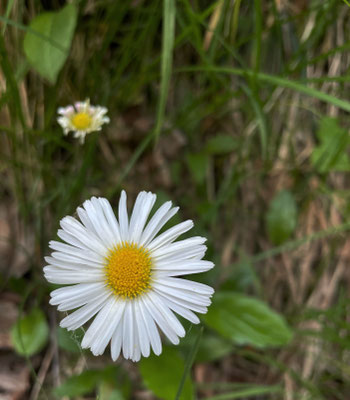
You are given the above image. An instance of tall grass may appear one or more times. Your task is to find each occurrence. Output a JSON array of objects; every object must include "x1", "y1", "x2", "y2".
[{"x1": 1, "y1": 0, "x2": 350, "y2": 399}]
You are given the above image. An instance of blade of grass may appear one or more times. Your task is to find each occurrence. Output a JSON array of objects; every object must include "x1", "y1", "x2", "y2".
[
  {"x1": 252, "y1": 0, "x2": 262, "y2": 76},
  {"x1": 0, "y1": 34, "x2": 25, "y2": 126},
  {"x1": 1, "y1": 0, "x2": 16, "y2": 34},
  {"x1": 177, "y1": 65, "x2": 350, "y2": 112},
  {"x1": 108, "y1": 132, "x2": 154, "y2": 198},
  {"x1": 240, "y1": 82, "x2": 268, "y2": 159},
  {"x1": 230, "y1": 0, "x2": 242, "y2": 43},
  {"x1": 154, "y1": 0, "x2": 176, "y2": 142},
  {"x1": 175, "y1": 326, "x2": 203, "y2": 400},
  {"x1": 250, "y1": 221, "x2": 350, "y2": 264},
  {"x1": 204, "y1": 384, "x2": 282, "y2": 400}
]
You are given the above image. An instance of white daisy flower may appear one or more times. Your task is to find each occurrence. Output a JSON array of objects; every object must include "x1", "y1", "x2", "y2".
[
  {"x1": 57, "y1": 99, "x2": 110, "y2": 144},
  {"x1": 44, "y1": 191, "x2": 214, "y2": 362}
]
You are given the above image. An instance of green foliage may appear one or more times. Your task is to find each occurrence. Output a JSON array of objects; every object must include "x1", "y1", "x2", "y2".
[
  {"x1": 23, "y1": 4, "x2": 78, "y2": 83},
  {"x1": 57, "y1": 327, "x2": 83, "y2": 353},
  {"x1": 266, "y1": 190, "x2": 298, "y2": 245},
  {"x1": 202, "y1": 292, "x2": 293, "y2": 348},
  {"x1": 3, "y1": 1, "x2": 350, "y2": 398},
  {"x1": 139, "y1": 346, "x2": 193, "y2": 400},
  {"x1": 54, "y1": 369, "x2": 102, "y2": 398},
  {"x1": 187, "y1": 153, "x2": 208, "y2": 185},
  {"x1": 181, "y1": 329, "x2": 232, "y2": 362},
  {"x1": 98, "y1": 381, "x2": 125, "y2": 400},
  {"x1": 54, "y1": 366, "x2": 126, "y2": 398},
  {"x1": 11, "y1": 308, "x2": 49, "y2": 356},
  {"x1": 311, "y1": 117, "x2": 350, "y2": 173},
  {"x1": 203, "y1": 384, "x2": 282, "y2": 400},
  {"x1": 205, "y1": 135, "x2": 238, "y2": 155}
]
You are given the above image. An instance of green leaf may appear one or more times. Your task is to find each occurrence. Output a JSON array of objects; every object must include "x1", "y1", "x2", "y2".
[
  {"x1": 266, "y1": 190, "x2": 297, "y2": 245},
  {"x1": 57, "y1": 327, "x2": 83, "y2": 353},
  {"x1": 205, "y1": 135, "x2": 238, "y2": 155},
  {"x1": 187, "y1": 152, "x2": 208, "y2": 185},
  {"x1": 11, "y1": 308, "x2": 49, "y2": 356},
  {"x1": 311, "y1": 117, "x2": 350, "y2": 173},
  {"x1": 54, "y1": 369, "x2": 102, "y2": 398},
  {"x1": 202, "y1": 292, "x2": 293, "y2": 348},
  {"x1": 98, "y1": 381, "x2": 125, "y2": 400},
  {"x1": 23, "y1": 4, "x2": 78, "y2": 83},
  {"x1": 139, "y1": 346, "x2": 193, "y2": 400},
  {"x1": 195, "y1": 333, "x2": 232, "y2": 363},
  {"x1": 180, "y1": 327, "x2": 232, "y2": 363}
]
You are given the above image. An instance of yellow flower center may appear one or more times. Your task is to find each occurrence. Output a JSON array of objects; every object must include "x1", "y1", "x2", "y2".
[
  {"x1": 71, "y1": 112, "x2": 92, "y2": 130},
  {"x1": 105, "y1": 242, "x2": 152, "y2": 299}
]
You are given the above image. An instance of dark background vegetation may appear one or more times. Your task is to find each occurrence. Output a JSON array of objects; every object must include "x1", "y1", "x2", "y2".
[{"x1": 1, "y1": 0, "x2": 350, "y2": 399}]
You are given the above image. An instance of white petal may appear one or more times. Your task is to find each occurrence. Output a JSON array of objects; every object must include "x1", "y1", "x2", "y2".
[
  {"x1": 147, "y1": 220, "x2": 193, "y2": 252},
  {"x1": 133, "y1": 299, "x2": 150, "y2": 357},
  {"x1": 152, "y1": 236, "x2": 206, "y2": 259},
  {"x1": 50, "y1": 240, "x2": 103, "y2": 264},
  {"x1": 83, "y1": 298, "x2": 125, "y2": 356},
  {"x1": 118, "y1": 191, "x2": 129, "y2": 241},
  {"x1": 111, "y1": 319, "x2": 123, "y2": 361},
  {"x1": 60, "y1": 217, "x2": 107, "y2": 256},
  {"x1": 83, "y1": 197, "x2": 117, "y2": 248},
  {"x1": 148, "y1": 292, "x2": 185, "y2": 337},
  {"x1": 50, "y1": 250, "x2": 103, "y2": 266},
  {"x1": 140, "y1": 294, "x2": 179, "y2": 345},
  {"x1": 131, "y1": 311, "x2": 141, "y2": 362},
  {"x1": 138, "y1": 299, "x2": 162, "y2": 356},
  {"x1": 158, "y1": 294, "x2": 200, "y2": 324},
  {"x1": 129, "y1": 192, "x2": 156, "y2": 244},
  {"x1": 60, "y1": 291, "x2": 111, "y2": 330},
  {"x1": 50, "y1": 283, "x2": 106, "y2": 311},
  {"x1": 122, "y1": 301, "x2": 133, "y2": 359},
  {"x1": 45, "y1": 254, "x2": 102, "y2": 270},
  {"x1": 140, "y1": 202, "x2": 178, "y2": 246},
  {"x1": 81, "y1": 296, "x2": 115, "y2": 350},
  {"x1": 152, "y1": 281, "x2": 211, "y2": 306},
  {"x1": 156, "y1": 277, "x2": 214, "y2": 296},
  {"x1": 153, "y1": 288, "x2": 209, "y2": 313},
  {"x1": 76, "y1": 207, "x2": 99, "y2": 237},
  {"x1": 156, "y1": 246, "x2": 206, "y2": 263},
  {"x1": 99, "y1": 198, "x2": 122, "y2": 243},
  {"x1": 44, "y1": 266, "x2": 103, "y2": 284},
  {"x1": 153, "y1": 259, "x2": 214, "y2": 276}
]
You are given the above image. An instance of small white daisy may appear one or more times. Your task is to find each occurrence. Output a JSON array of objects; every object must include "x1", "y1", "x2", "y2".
[
  {"x1": 57, "y1": 99, "x2": 110, "y2": 144},
  {"x1": 44, "y1": 191, "x2": 214, "y2": 362}
]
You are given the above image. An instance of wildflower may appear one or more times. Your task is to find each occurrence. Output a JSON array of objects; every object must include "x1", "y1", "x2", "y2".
[
  {"x1": 44, "y1": 191, "x2": 214, "y2": 361},
  {"x1": 57, "y1": 99, "x2": 109, "y2": 143}
]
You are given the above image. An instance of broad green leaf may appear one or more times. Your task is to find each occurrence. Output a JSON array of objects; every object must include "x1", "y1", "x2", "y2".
[
  {"x1": 180, "y1": 327, "x2": 232, "y2": 363},
  {"x1": 202, "y1": 292, "x2": 293, "y2": 348},
  {"x1": 11, "y1": 308, "x2": 49, "y2": 356},
  {"x1": 205, "y1": 135, "x2": 238, "y2": 154},
  {"x1": 57, "y1": 327, "x2": 83, "y2": 353},
  {"x1": 221, "y1": 259, "x2": 259, "y2": 292},
  {"x1": 311, "y1": 117, "x2": 350, "y2": 173},
  {"x1": 23, "y1": 4, "x2": 78, "y2": 83},
  {"x1": 196, "y1": 334, "x2": 232, "y2": 362},
  {"x1": 98, "y1": 381, "x2": 125, "y2": 400},
  {"x1": 54, "y1": 369, "x2": 102, "y2": 398},
  {"x1": 187, "y1": 152, "x2": 208, "y2": 185},
  {"x1": 266, "y1": 190, "x2": 297, "y2": 245},
  {"x1": 139, "y1": 346, "x2": 193, "y2": 400}
]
